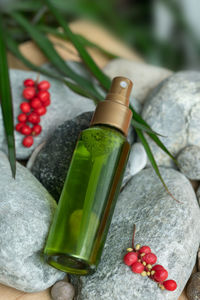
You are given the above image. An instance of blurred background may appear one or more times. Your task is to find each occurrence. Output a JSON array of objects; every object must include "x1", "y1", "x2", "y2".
[{"x1": 0, "y1": 0, "x2": 200, "y2": 71}]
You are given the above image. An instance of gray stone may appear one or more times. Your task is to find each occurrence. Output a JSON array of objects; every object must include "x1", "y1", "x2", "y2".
[
  {"x1": 0, "y1": 151, "x2": 64, "y2": 292},
  {"x1": 51, "y1": 281, "x2": 75, "y2": 300},
  {"x1": 177, "y1": 145, "x2": 200, "y2": 180},
  {"x1": 28, "y1": 112, "x2": 93, "y2": 201},
  {"x1": 186, "y1": 272, "x2": 200, "y2": 300},
  {"x1": 123, "y1": 142, "x2": 147, "y2": 184},
  {"x1": 103, "y1": 59, "x2": 172, "y2": 103},
  {"x1": 28, "y1": 112, "x2": 144, "y2": 201},
  {"x1": 0, "y1": 67, "x2": 96, "y2": 160},
  {"x1": 73, "y1": 167, "x2": 200, "y2": 300},
  {"x1": 197, "y1": 249, "x2": 200, "y2": 272},
  {"x1": 141, "y1": 71, "x2": 200, "y2": 167}
]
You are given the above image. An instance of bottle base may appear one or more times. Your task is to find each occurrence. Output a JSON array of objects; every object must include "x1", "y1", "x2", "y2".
[{"x1": 44, "y1": 253, "x2": 96, "y2": 275}]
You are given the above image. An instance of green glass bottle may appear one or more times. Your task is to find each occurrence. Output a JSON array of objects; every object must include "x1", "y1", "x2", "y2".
[{"x1": 44, "y1": 77, "x2": 133, "y2": 275}]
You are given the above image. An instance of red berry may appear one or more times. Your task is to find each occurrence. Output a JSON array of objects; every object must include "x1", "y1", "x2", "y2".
[
  {"x1": 34, "y1": 106, "x2": 46, "y2": 116},
  {"x1": 139, "y1": 246, "x2": 151, "y2": 254},
  {"x1": 37, "y1": 80, "x2": 50, "y2": 90},
  {"x1": 20, "y1": 102, "x2": 31, "y2": 113},
  {"x1": 23, "y1": 87, "x2": 36, "y2": 100},
  {"x1": 20, "y1": 124, "x2": 32, "y2": 136},
  {"x1": 154, "y1": 269, "x2": 168, "y2": 282},
  {"x1": 32, "y1": 124, "x2": 42, "y2": 136},
  {"x1": 30, "y1": 98, "x2": 42, "y2": 109},
  {"x1": 143, "y1": 253, "x2": 157, "y2": 265},
  {"x1": 24, "y1": 79, "x2": 35, "y2": 87},
  {"x1": 152, "y1": 265, "x2": 165, "y2": 272},
  {"x1": 15, "y1": 123, "x2": 24, "y2": 132},
  {"x1": 37, "y1": 90, "x2": 50, "y2": 102},
  {"x1": 43, "y1": 98, "x2": 51, "y2": 107},
  {"x1": 18, "y1": 113, "x2": 27, "y2": 123},
  {"x1": 22, "y1": 136, "x2": 34, "y2": 148},
  {"x1": 131, "y1": 262, "x2": 144, "y2": 274},
  {"x1": 28, "y1": 112, "x2": 40, "y2": 124},
  {"x1": 163, "y1": 280, "x2": 177, "y2": 291},
  {"x1": 124, "y1": 252, "x2": 138, "y2": 266}
]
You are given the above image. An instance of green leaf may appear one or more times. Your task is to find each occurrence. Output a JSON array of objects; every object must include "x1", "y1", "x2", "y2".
[
  {"x1": 0, "y1": 16, "x2": 16, "y2": 177},
  {"x1": 6, "y1": 34, "x2": 100, "y2": 103},
  {"x1": 136, "y1": 128, "x2": 178, "y2": 201},
  {"x1": 131, "y1": 119, "x2": 165, "y2": 136},
  {"x1": 130, "y1": 104, "x2": 177, "y2": 164},
  {"x1": 10, "y1": 11, "x2": 103, "y2": 101},
  {"x1": 44, "y1": 0, "x2": 112, "y2": 91},
  {"x1": 38, "y1": 25, "x2": 118, "y2": 59}
]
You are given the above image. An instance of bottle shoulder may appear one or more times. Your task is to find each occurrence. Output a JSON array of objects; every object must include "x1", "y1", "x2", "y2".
[
  {"x1": 81, "y1": 125, "x2": 128, "y2": 142},
  {"x1": 79, "y1": 125, "x2": 129, "y2": 157}
]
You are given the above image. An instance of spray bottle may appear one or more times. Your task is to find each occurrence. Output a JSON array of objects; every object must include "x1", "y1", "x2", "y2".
[{"x1": 44, "y1": 76, "x2": 133, "y2": 275}]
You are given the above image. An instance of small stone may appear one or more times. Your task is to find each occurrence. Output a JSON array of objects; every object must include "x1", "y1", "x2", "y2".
[
  {"x1": 0, "y1": 151, "x2": 64, "y2": 292},
  {"x1": 104, "y1": 59, "x2": 172, "y2": 103},
  {"x1": 51, "y1": 281, "x2": 75, "y2": 300},
  {"x1": 186, "y1": 272, "x2": 200, "y2": 300},
  {"x1": 122, "y1": 142, "x2": 147, "y2": 185},
  {"x1": 177, "y1": 145, "x2": 200, "y2": 180},
  {"x1": 197, "y1": 248, "x2": 200, "y2": 272}
]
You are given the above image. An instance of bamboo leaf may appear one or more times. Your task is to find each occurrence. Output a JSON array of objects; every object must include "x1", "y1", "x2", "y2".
[
  {"x1": 130, "y1": 104, "x2": 177, "y2": 163},
  {"x1": 6, "y1": 34, "x2": 100, "y2": 103},
  {"x1": 44, "y1": 0, "x2": 112, "y2": 91},
  {"x1": 0, "y1": 16, "x2": 16, "y2": 177},
  {"x1": 131, "y1": 119, "x2": 165, "y2": 137},
  {"x1": 136, "y1": 128, "x2": 178, "y2": 201},
  {"x1": 10, "y1": 11, "x2": 103, "y2": 101},
  {"x1": 38, "y1": 25, "x2": 118, "y2": 59}
]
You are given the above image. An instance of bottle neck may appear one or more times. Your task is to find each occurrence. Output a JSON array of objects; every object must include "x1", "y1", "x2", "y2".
[{"x1": 90, "y1": 100, "x2": 132, "y2": 137}]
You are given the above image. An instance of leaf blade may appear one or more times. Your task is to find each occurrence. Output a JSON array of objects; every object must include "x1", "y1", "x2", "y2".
[
  {"x1": 130, "y1": 104, "x2": 177, "y2": 163},
  {"x1": 0, "y1": 15, "x2": 16, "y2": 177},
  {"x1": 10, "y1": 11, "x2": 103, "y2": 101},
  {"x1": 44, "y1": 0, "x2": 112, "y2": 91}
]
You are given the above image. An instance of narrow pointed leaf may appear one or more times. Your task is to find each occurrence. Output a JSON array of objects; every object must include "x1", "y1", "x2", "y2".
[
  {"x1": 38, "y1": 25, "x2": 118, "y2": 59},
  {"x1": 131, "y1": 118, "x2": 165, "y2": 136},
  {"x1": 136, "y1": 128, "x2": 177, "y2": 201},
  {"x1": 10, "y1": 11, "x2": 103, "y2": 101},
  {"x1": 44, "y1": 0, "x2": 112, "y2": 91},
  {"x1": 0, "y1": 16, "x2": 16, "y2": 177},
  {"x1": 6, "y1": 34, "x2": 101, "y2": 103},
  {"x1": 130, "y1": 104, "x2": 177, "y2": 163}
]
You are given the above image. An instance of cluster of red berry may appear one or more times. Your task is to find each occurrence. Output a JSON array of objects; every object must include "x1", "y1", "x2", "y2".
[
  {"x1": 15, "y1": 78, "x2": 51, "y2": 147},
  {"x1": 123, "y1": 226, "x2": 177, "y2": 292}
]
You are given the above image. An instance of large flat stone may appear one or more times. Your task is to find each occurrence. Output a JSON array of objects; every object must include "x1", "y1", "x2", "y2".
[{"x1": 73, "y1": 167, "x2": 200, "y2": 300}]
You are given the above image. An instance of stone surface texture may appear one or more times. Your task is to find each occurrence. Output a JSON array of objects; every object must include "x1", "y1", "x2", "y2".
[
  {"x1": 0, "y1": 151, "x2": 64, "y2": 292},
  {"x1": 177, "y1": 145, "x2": 200, "y2": 180},
  {"x1": 51, "y1": 281, "x2": 75, "y2": 300},
  {"x1": 186, "y1": 272, "x2": 200, "y2": 300},
  {"x1": 72, "y1": 168, "x2": 200, "y2": 300},
  {"x1": 141, "y1": 71, "x2": 200, "y2": 167},
  {"x1": 103, "y1": 59, "x2": 172, "y2": 103}
]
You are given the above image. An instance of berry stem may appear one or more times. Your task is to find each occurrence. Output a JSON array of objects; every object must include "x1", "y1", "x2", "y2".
[
  {"x1": 35, "y1": 73, "x2": 40, "y2": 85},
  {"x1": 132, "y1": 224, "x2": 136, "y2": 250}
]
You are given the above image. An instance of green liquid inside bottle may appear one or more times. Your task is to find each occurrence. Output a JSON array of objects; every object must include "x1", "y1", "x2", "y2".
[{"x1": 44, "y1": 125, "x2": 130, "y2": 275}]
